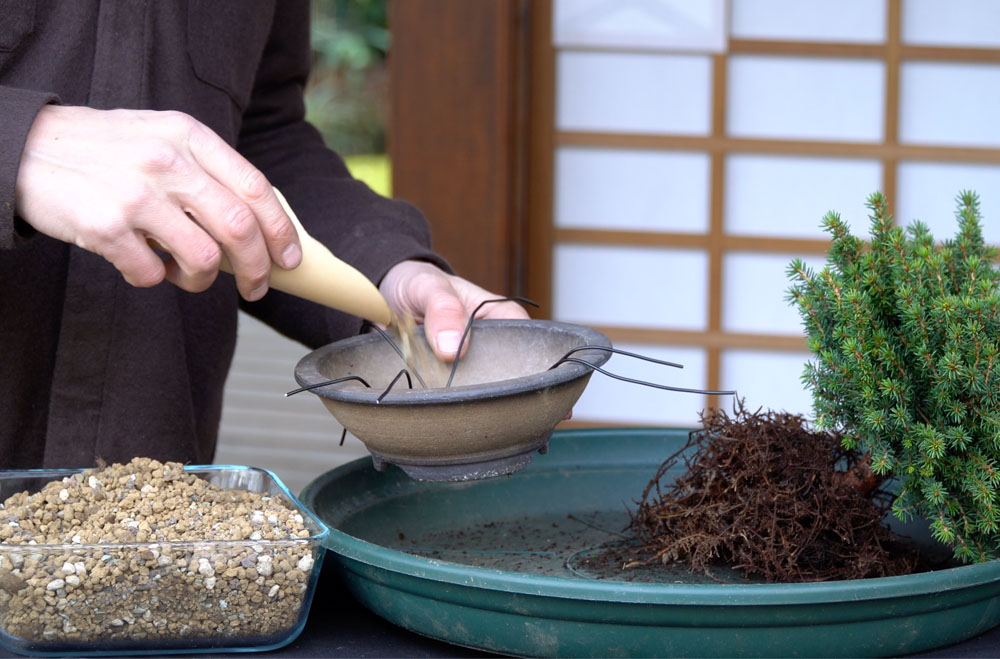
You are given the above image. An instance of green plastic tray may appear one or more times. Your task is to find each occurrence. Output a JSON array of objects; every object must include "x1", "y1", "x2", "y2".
[{"x1": 300, "y1": 428, "x2": 1000, "y2": 657}]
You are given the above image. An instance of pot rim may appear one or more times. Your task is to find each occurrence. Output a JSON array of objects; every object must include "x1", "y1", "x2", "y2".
[{"x1": 293, "y1": 319, "x2": 613, "y2": 406}]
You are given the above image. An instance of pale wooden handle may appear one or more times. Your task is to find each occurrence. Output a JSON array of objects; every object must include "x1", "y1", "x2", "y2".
[
  {"x1": 150, "y1": 188, "x2": 393, "y2": 325},
  {"x1": 261, "y1": 188, "x2": 393, "y2": 325}
]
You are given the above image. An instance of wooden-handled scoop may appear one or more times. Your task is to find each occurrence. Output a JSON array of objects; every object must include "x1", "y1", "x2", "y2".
[
  {"x1": 244, "y1": 188, "x2": 393, "y2": 326},
  {"x1": 152, "y1": 188, "x2": 393, "y2": 325}
]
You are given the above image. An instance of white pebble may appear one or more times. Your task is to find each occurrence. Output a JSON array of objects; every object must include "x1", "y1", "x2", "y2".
[
  {"x1": 204, "y1": 576, "x2": 216, "y2": 590},
  {"x1": 256, "y1": 555, "x2": 273, "y2": 576},
  {"x1": 268, "y1": 585, "x2": 279, "y2": 598},
  {"x1": 197, "y1": 559, "x2": 215, "y2": 578},
  {"x1": 296, "y1": 555, "x2": 314, "y2": 572},
  {"x1": 71, "y1": 535, "x2": 81, "y2": 544},
  {"x1": 61, "y1": 561, "x2": 76, "y2": 575},
  {"x1": 110, "y1": 619, "x2": 124, "y2": 627},
  {"x1": 7, "y1": 521, "x2": 18, "y2": 528},
  {"x1": 293, "y1": 514, "x2": 303, "y2": 525},
  {"x1": 249, "y1": 531, "x2": 262, "y2": 541},
  {"x1": 88, "y1": 476, "x2": 100, "y2": 489},
  {"x1": 219, "y1": 600, "x2": 228, "y2": 609},
  {"x1": 65, "y1": 575, "x2": 80, "y2": 587},
  {"x1": 140, "y1": 484, "x2": 154, "y2": 494},
  {"x1": 267, "y1": 514, "x2": 278, "y2": 525},
  {"x1": 46, "y1": 579, "x2": 65, "y2": 591},
  {"x1": 58, "y1": 489, "x2": 69, "y2": 502},
  {"x1": 251, "y1": 511, "x2": 265, "y2": 523},
  {"x1": 74, "y1": 561, "x2": 86, "y2": 576}
]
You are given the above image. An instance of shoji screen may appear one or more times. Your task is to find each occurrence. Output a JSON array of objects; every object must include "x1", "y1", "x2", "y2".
[{"x1": 538, "y1": 0, "x2": 1000, "y2": 427}]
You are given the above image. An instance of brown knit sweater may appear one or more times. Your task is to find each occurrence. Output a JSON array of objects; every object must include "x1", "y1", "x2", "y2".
[{"x1": 0, "y1": 1, "x2": 446, "y2": 467}]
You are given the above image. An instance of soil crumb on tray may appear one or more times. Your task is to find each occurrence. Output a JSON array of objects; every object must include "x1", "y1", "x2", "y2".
[
  {"x1": 629, "y1": 403, "x2": 919, "y2": 583},
  {"x1": 0, "y1": 457, "x2": 318, "y2": 645}
]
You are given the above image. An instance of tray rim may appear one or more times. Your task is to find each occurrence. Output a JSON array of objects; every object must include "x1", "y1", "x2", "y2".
[{"x1": 300, "y1": 427, "x2": 1000, "y2": 607}]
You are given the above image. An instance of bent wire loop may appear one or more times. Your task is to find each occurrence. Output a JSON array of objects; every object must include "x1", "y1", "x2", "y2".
[
  {"x1": 445, "y1": 296, "x2": 540, "y2": 388},
  {"x1": 377, "y1": 369, "x2": 413, "y2": 403},
  {"x1": 285, "y1": 371, "x2": 413, "y2": 403},
  {"x1": 548, "y1": 346, "x2": 736, "y2": 397},
  {"x1": 285, "y1": 375, "x2": 371, "y2": 397}
]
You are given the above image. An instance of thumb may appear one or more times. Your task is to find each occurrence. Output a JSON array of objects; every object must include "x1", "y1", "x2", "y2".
[
  {"x1": 422, "y1": 288, "x2": 470, "y2": 362},
  {"x1": 379, "y1": 261, "x2": 470, "y2": 360}
]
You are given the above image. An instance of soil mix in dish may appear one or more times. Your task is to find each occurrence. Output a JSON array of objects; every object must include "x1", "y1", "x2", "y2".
[{"x1": 0, "y1": 458, "x2": 318, "y2": 645}]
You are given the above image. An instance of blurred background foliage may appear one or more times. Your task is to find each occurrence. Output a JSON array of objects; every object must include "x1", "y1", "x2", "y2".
[{"x1": 307, "y1": 0, "x2": 391, "y2": 195}]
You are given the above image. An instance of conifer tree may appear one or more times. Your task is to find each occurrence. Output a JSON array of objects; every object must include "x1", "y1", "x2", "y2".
[{"x1": 787, "y1": 191, "x2": 1000, "y2": 562}]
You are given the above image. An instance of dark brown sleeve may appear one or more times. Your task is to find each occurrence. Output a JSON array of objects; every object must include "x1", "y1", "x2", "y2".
[
  {"x1": 235, "y1": 1, "x2": 450, "y2": 348},
  {"x1": 0, "y1": 86, "x2": 59, "y2": 250}
]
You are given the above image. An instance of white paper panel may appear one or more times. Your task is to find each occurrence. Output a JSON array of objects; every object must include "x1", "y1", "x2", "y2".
[
  {"x1": 556, "y1": 51, "x2": 712, "y2": 135},
  {"x1": 727, "y1": 56, "x2": 885, "y2": 142},
  {"x1": 553, "y1": 244, "x2": 708, "y2": 330},
  {"x1": 725, "y1": 154, "x2": 881, "y2": 238},
  {"x1": 555, "y1": 147, "x2": 710, "y2": 233},
  {"x1": 723, "y1": 253, "x2": 823, "y2": 335},
  {"x1": 570, "y1": 343, "x2": 707, "y2": 426},
  {"x1": 899, "y1": 62, "x2": 1000, "y2": 147},
  {"x1": 731, "y1": 0, "x2": 885, "y2": 43},
  {"x1": 553, "y1": 0, "x2": 726, "y2": 53},
  {"x1": 896, "y1": 162, "x2": 1000, "y2": 245},
  {"x1": 902, "y1": 0, "x2": 1000, "y2": 48},
  {"x1": 721, "y1": 350, "x2": 815, "y2": 417}
]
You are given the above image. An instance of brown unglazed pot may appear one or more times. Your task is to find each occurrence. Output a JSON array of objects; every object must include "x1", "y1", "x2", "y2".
[{"x1": 294, "y1": 320, "x2": 612, "y2": 481}]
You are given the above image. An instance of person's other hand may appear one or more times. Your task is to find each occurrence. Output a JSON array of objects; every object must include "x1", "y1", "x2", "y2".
[
  {"x1": 379, "y1": 260, "x2": 530, "y2": 361},
  {"x1": 13, "y1": 105, "x2": 302, "y2": 301}
]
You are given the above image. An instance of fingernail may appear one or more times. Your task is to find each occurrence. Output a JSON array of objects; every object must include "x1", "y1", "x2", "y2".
[
  {"x1": 282, "y1": 243, "x2": 302, "y2": 269},
  {"x1": 249, "y1": 283, "x2": 268, "y2": 301},
  {"x1": 436, "y1": 330, "x2": 461, "y2": 355}
]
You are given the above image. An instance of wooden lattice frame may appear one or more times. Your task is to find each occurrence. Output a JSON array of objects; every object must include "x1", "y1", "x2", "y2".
[{"x1": 525, "y1": 0, "x2": 1000, "y2": 402}]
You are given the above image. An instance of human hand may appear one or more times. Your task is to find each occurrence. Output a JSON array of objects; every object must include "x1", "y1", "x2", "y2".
[
  {"x1": 379, "y1": 260, "x2": 530, "y2": 361},
  {"x1": 13, "y1": 105, "x2": 302, "y2": 301}
]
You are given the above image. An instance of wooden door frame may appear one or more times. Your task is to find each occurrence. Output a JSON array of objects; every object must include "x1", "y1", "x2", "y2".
[{"x1": 387, "y1": 0, "x2": 532, "y2": 300}]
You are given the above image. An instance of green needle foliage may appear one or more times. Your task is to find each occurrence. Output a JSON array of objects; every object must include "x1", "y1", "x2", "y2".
[{"x1": 787, "y1": 191, "x2": 1000, "y2": 562}]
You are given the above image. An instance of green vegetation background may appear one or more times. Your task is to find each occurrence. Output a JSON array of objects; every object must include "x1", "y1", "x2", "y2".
[{"x1": 307, "y1": 0, "x2": 391, "y2": 196}]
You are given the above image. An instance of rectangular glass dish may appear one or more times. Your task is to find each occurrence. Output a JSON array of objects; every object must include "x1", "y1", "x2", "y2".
[{"x1": 0, "y1": 465, "x2": 328, "y2": 657}]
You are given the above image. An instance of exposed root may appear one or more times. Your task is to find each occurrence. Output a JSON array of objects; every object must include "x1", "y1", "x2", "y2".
[{"x1": 629, "y1": 401, "x2": 918, "y2": 583}]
